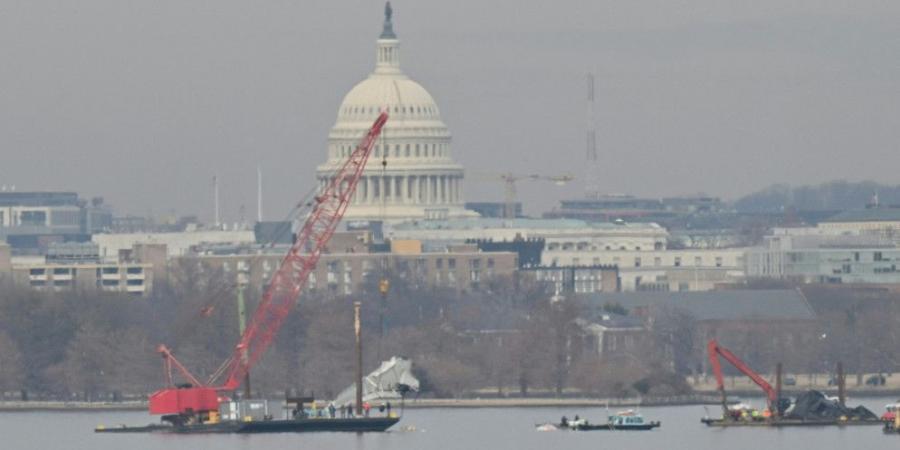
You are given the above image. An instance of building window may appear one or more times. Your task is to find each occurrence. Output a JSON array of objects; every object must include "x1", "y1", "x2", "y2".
[
  {"x1": 634, "y1": 257, "x2": 641, "y2": 268},
  {"x1": 127, "y1": 267, "x2": 143, "y2": 274},
  {"x1": 327, "y1": 261, "x2": 339, "y2": 284},
  {"x1": 674, "y1": 257, "x2": 681, "y2": 267},
  {"x1": 654, "y1": 257, "x2": 662, "y2": 267},
  {"x1": 29, "y1": 268, "x2": 45, "y2": 276},
  {"x1": 436, "y1": 258, "x2": 443, "y2": 269},
  {"x1": 694, "y1": 256, "x2": 702, "y2": 267},
  {"x1": 448, "y1": 258, "x2": 456, "y2": 269},
  {"x1": 875, "y1": 252, "x2": 883, "y2": 262},
  {"x1": 20, "y1": 210, "x2": 47, "y2": 226},
  {"x1": 715, "y1": 257, "x2": 723, "y2": 267}
]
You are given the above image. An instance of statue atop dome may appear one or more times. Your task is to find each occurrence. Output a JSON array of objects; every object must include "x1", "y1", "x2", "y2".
[{"x1": 380, "y1": 2, "x2": 396, "y2": 39}]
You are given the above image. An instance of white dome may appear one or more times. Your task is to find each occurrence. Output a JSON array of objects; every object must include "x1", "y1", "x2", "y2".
[
  {"x1": 337, "y1": 75, "x2": 443, "y2": 124},
  {"x1": 316, "y1": 5, "x2": 477, "y2": 222}
]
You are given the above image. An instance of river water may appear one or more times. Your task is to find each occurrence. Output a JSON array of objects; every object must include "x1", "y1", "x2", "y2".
[{"x1": 2, "y1": 397, "x2": 896, "y2": 450}]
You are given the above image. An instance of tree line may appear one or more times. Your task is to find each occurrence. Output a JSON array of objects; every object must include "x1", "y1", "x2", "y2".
[{"x1": 2, "y1": 266, "x2": 897, "y2": 402}]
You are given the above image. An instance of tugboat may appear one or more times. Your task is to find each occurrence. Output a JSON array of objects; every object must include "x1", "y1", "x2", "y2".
[{"x1": 881, "y1": 402, "x2": 900, "y2": 434}]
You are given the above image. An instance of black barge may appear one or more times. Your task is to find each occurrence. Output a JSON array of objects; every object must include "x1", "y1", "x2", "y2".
[{"x1": 96, "y1": 416, "x2": 400, "y2": 434}]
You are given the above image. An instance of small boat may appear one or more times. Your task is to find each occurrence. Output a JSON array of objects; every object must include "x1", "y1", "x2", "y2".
[{"x1": 541, "y1": 410, "x2": 661, "y2": 431}]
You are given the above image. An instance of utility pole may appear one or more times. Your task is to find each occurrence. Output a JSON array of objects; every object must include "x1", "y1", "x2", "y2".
[
  {"x1": 257, "y1": 165, "x2": 263, "y2": 223},
  {"x1": 378, "y1": 279, "x2": 390, "y2": 336},
  {"x1": 213, "y1": 174, "x2": 220, "y2": 228},
  {"x1": 237, "y1": 269, "x2": 251, "y2": 398},
  {"x1": 584, "y1": 72, "x2": 600, "y2": 198},
  {"x1": 837, "y1": 361, "x2": 845, "y2": 407},
  {"x1": 354, "y1": 301, "x2": 363, "y2": 415},
  {"x1": 775, "y1": 362, "x2": 782, "y2": 418}
]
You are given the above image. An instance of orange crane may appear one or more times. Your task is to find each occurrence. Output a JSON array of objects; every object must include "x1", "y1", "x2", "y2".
[
  {"x1": 707, "y1": 339, "x2": 780, "y2": 418},
  {"x1": 148, "y1": 112, "x2": 389, "y2": 424}
]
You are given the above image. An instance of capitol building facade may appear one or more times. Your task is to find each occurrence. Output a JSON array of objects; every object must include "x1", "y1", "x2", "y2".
[{"x1": 316, "y1": 4, "x2": 476, "y2": 222}]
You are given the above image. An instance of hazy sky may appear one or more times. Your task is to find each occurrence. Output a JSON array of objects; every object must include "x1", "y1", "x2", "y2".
[{"x1": 1, "y1": 1, "x2": 898, "y2": 220}]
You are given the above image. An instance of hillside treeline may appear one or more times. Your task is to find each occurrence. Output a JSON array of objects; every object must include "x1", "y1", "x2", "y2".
[{"x1": 735, "y1": 180, "x2": 900, "y2": 213}]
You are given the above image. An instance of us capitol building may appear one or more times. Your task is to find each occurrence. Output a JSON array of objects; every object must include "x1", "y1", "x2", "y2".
[{"x1": 316, "y1": 3, "x2": 477, "y2": 222}]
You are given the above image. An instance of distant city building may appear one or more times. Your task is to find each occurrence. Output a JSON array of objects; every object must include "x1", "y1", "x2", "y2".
[
  {"x1": 179, "y1": 234, "x2": 518, "y2": 295},
  {"x1": 586, "y1": 289, "x2": 818, "y2": 365},
  {"x1": 5, "y1": 241, "x2": 152, "y2": 295},
  {"x1": 465, "y1": 202, "x2": 523, "y2": 219},
  {"x1": 543, "y1": 246, "x2": 748, "y2": 292},
  {"x1": 387, "y1": 218, "x2": 668, "y2": 251},
  {"x1": 316, "y1": 5, "x2": 476, "y2": 222},
  {"x1": 575, "y1": 314, "x2": 648, "y2": 361},
  {"x1": 0, "y1": 191, "x2": 112, "y2": 254},
  {"x1": 817, "y1": 207, "x2": 900, "y2": 244},
  {"x1": 92, "y1": 229, "x2": 256, "y2": 260},
  {"x1": 544, "y1": 194, "x2": 725, "y2": 224},
  {"x1": 521, "y1": 265, "x2": 620, "y2": 294},
  {"x1": 746, "y1": 227, "x2": 900, "y2": 284}
]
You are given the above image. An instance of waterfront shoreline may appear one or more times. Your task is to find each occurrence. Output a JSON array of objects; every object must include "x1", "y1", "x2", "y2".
[{"x1": 3, "y1": 387, "x2": 899, "y2": 412}]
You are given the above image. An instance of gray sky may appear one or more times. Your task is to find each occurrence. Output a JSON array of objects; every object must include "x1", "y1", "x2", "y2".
[{"x1": 1, "y1": 1, "x2": 898, "y2": 221}]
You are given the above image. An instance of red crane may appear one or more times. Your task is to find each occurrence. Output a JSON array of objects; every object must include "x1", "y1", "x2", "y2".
[
  {"x1": 707, "y1": 339, "x2": 778, "y2": 416},
  {"x1": 148, "y1": 112, "x2": 389, "y2": 422}
]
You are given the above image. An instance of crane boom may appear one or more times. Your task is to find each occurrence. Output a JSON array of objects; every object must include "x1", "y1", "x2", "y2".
[
  {"x1": 149, "y1": 112, "x2": 389, "y2": 417},
  {"x1": 707, "y1": 339, "x2": 777, "y2": 415},
  {"x1": 218, "y1": 111, "x2": 388, "y2": 391}
]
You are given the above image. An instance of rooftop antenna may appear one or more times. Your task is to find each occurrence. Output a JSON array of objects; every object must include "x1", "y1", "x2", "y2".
[
  {"x1": 584, "y1": 72, "x2": 601, "y2": 199},
  {"x1": 257, "y1": 165, "x2": 263, "y2": 222},
  {"x1": 213, "y1": 174, "x2": 221, "y2": 228}
]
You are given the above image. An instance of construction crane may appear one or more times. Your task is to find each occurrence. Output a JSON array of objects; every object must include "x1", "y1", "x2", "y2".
[
  {"x1": 148, "y1": 112, "x2": 389, "y2": 424},
  {"x1": 482, "y1": 173, "x2": 574, "y2": 219},
  {"x1": 707, "y1": 339, "x2": 780, "y2": 418}
]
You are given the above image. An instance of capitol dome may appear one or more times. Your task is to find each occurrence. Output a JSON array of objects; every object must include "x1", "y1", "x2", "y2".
[{"x1": 317, "y1": 3, "x2": 476, "y2": 222}]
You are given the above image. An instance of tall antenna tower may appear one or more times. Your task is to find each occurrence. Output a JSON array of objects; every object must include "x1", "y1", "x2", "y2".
[
  {"x1": 257, "y1": 165, "x2": 263, "y2": 223},
  {"x1": 213, "y1": 174, "x2": 221, "y2": 228},
  {"x1": 584, "y1": 72, "x2": 601, "y2": 198}
]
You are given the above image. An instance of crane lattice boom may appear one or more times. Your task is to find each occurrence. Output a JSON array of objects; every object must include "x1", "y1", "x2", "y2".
[
  {"x1": 149, "y1": 112, "x2": 389, "y2": 416},
  {"x1": 707, "y1": 339, "x2": 777, "y2": 414}
]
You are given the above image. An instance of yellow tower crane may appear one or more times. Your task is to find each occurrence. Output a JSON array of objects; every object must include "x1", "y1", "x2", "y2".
[{"x1": 483, "y1": 173, "x2": 575, "y2": 219}]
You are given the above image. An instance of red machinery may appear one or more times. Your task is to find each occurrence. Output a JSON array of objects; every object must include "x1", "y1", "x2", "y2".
[
  {"x1": 149, "y1": 112, "x2": 389, "y2": 420},
  {"x1": 707, "y1": 339, "x2": 778, "y2": 416}
]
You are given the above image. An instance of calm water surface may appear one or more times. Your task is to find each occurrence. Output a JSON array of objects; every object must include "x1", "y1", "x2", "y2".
[{"x1": 2, "y1": 398, "x2": 897, "y2": 450}]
